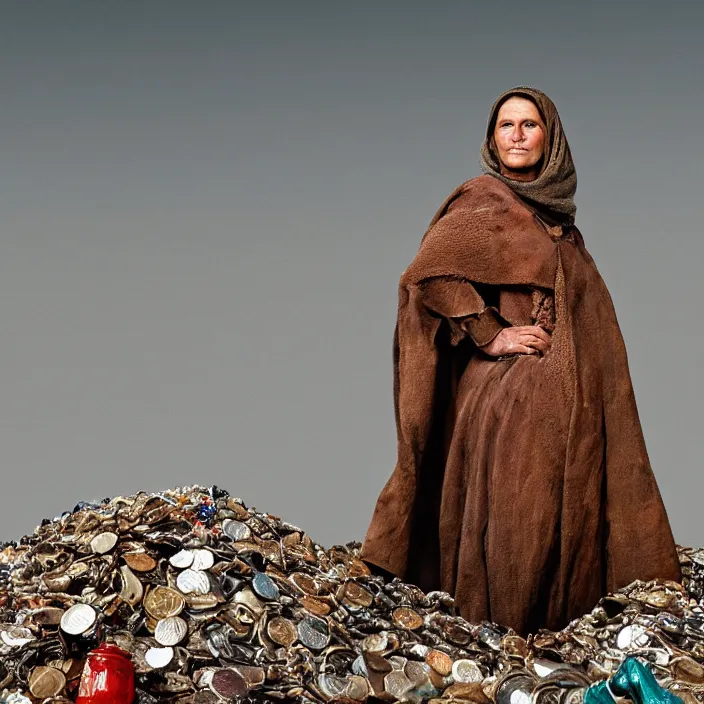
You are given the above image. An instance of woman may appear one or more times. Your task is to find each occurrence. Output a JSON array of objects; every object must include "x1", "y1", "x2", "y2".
[{"x1": 360, "y1": 86, "x2": 681, "y2": 637}]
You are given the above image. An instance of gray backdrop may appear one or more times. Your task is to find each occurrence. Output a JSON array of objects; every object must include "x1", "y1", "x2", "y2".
[{"x1": 1, "y1": 1, "x2": 701, "y2": 549}]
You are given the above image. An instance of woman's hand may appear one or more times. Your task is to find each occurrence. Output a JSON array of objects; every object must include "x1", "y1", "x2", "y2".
[{"x1": 479, "y1": 325, "x2": 552, "y2": 357}]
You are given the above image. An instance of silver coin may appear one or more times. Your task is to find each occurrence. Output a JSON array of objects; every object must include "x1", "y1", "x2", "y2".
[
  {"x1": 90, "y1": 531, "x2": 118, "y2": 554},
  {"x1": 384, "y1": 670, "x2": 413, "y2": 698},
  {"x1": 296, "y1": 617, "x2": 330, "y2": 650},
  {"x1": 169, "y1": 549, "x2": 195, "y2": 569},
  {"x1": 145, "y1": 646, "x2": 175, "y2": 669},
  {"x1": 154, "y1": 616, "x2": 188, "y2": 646},
  {"x1": 60, "y1": 603, "x2": 97, "y2": 635},
  {"x1": 176, "y1": 568, "x2": 210, "y2": 595},
  {"x1": 318, "y1": 674, "x2": 347, "y2": 699},
  {"x1": 5, "y1": 694, "x2": 32, "y2": 704},
  {"x1": 616, "y1": 624, "x2": 650, "y2": 650},
  {"x1": 451, "y1": 658, "x2": 483, "y2": 683},
  {"x1": 252, "y1": 572, "x2": 280, "y2": 600},
  {"x1": 222, "y1": 519, "x2": 251, "y2": 541},
  {"x1": 190, "y1": 549, "x2": 215, "y2": 571}
]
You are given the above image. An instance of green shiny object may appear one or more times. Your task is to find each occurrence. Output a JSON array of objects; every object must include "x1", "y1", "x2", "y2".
[{"x1": 584, "y1": 657, "x2": 683, "y2": 704}]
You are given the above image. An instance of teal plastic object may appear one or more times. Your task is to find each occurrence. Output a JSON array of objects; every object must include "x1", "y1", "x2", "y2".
[{"x1": 584, "y1": 657, "x2": 683, "y2": 704}]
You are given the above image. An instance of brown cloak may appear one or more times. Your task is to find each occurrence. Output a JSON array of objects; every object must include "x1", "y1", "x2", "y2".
[{"x1": 360, "y1": 173, "x2": 681, "y2": 636}]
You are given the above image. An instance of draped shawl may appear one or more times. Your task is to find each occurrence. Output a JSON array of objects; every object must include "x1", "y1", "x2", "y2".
[{"x1": 479, "y1": 86, "x2": 577, "y2": 224}]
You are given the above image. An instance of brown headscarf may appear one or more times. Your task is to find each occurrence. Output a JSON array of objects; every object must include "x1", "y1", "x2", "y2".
[{"x1": 479, "y1": 86, "x2": 577, "y2": 224}]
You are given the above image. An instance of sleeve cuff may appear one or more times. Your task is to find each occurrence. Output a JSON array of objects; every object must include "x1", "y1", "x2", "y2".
[{"x1": 462, "y1": 307, "x2": 507, "y2": 348}]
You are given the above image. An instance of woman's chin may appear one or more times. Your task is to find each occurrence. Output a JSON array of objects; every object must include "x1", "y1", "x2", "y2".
[{"x1": 503, "y1": 158, "x2": 534, "y2": 171}]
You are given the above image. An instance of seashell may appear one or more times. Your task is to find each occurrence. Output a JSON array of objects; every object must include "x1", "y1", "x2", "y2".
[{"x1": 494, "y1": 671, "x2": 536, "y2": 704}]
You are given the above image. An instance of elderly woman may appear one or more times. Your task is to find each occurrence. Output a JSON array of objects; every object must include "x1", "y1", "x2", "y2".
[{"x1": 360, "y1": 86, "x2": 681, "y2": 637}]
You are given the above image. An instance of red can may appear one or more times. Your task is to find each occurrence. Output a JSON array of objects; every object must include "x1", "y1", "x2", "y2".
[{"x1": 76, "y1": 643, "x2": 135, "y2": 704}]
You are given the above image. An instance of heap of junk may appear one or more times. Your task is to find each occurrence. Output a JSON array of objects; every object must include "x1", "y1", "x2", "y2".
[{"x1": 0, "y1": 485, "x2": 700, "y2": 704}]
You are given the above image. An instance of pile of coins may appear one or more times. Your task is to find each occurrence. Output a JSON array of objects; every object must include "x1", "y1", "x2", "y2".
[{"x1": 0, "y1": 485, "x2": 702, "y2": 703}]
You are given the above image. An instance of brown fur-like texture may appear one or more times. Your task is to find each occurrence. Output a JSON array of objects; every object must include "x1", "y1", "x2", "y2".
[{"x1": 360, "y1": 174, "x2": 681, "y2": 636}]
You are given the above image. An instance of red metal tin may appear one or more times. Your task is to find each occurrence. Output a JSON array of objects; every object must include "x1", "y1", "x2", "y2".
[{"x1": 76, "y1": 643, "x2": 135, "y2": 704}]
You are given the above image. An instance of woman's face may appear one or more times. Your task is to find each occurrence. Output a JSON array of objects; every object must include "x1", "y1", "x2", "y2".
[{"x1": 492, "y1": 97, "x2": 546, "y2": 180}]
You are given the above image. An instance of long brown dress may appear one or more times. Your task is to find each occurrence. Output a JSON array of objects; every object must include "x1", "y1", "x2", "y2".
[{"x1": 360, "y1": 173, "x2": 681, "y2": 636}]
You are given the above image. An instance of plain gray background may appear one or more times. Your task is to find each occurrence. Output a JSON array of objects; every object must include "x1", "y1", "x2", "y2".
[{"x1": 1, "y1": 1, "x2": 701, "y2": 548}]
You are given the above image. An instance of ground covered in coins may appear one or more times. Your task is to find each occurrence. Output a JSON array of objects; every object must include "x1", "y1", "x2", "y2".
[{"x1": 0, "y1": 485, "x2": 702, "y2": 703}]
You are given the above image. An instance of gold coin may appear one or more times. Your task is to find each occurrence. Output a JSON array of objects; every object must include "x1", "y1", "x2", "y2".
[
  {"x1": 289, "y1": 572, "x2": 321, "y2": 596},
  {"x1": 348, "y1": 559, "x2": 371, "y2": 578},
  {"x1": 233, "y1": 665, "x2": 265, "y2": 688},
  {"x1": 266, "y1": 616, "x2": 297, "y2": 647},
  {"x1": 426, "y1": 649, "x2": 453, "y2": 676},
  {"x1": 392, "y1": 607, "x2": 424, "y2": 630},
  {"x1": 299, "y1": 595, "x2": 331, "y2": 616},
  {"x1": 29, "y1": 666, "x2": 67, "y2": 699},
  {"x1": 342, "y1": 581, "x2": 373, "y2": 607},
  {"x1": 143, "y1": 585, "x2": 186, "y2": 620},
  {"x1": 123, "y1": 552, "x2": 157, "y2": 572}
]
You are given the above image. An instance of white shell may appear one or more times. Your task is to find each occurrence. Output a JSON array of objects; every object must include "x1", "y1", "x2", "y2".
[
  {"x1": 452, "y1": 658, "x2": 483, "y2": 683},
  {"x1": 1, "y1": 627, "x2": 35, "y2": 648},
  {"x1": 190, "y1": 548, "x2": 215, "y2": 571},
  {"x1": 351, "y1": 654, "x2": 368, "y2": 677},
  {"x1": 169, "y1": 549, "x2": 195, "y2": 569},
  {"x1": 154, "y1": 616, "x2": 188, "y2": 646},
  {"x1": 616, "y1": 624, "x2": 650, "y2": 650},
  {"x1": 145, "y1": 646, "x2": 175, "y2": 669},
  {"x1": 90, "y1": 532, "x2": 118, "y2": 554},
  {"x1": 176, "y1": 568, "x2": 210, "y2": 595},
  {"x1": 6, "y1": 694, "x2": 32, "y2": 704},
  {"x1": 410, "y1": 644, "x2": 430, "y2": 658},
  {"x1": 194, "y1": 669, "x2": 215, "y2": 687},
  {"x1": 510, "y1": 690, "x2": 532, "y2": 704},
  {"x1": 60, "y1": 603, "x2": 97, "y2": 635},
  {"x1": 119, "y1": 565, "x2": 144, "y2": 606},
  {"x1": 233, "y1": 587, "x2": 264, "y2": 614},
  {"x1": 531, "y1": 659, "x2": 570, "y2": 678}
]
